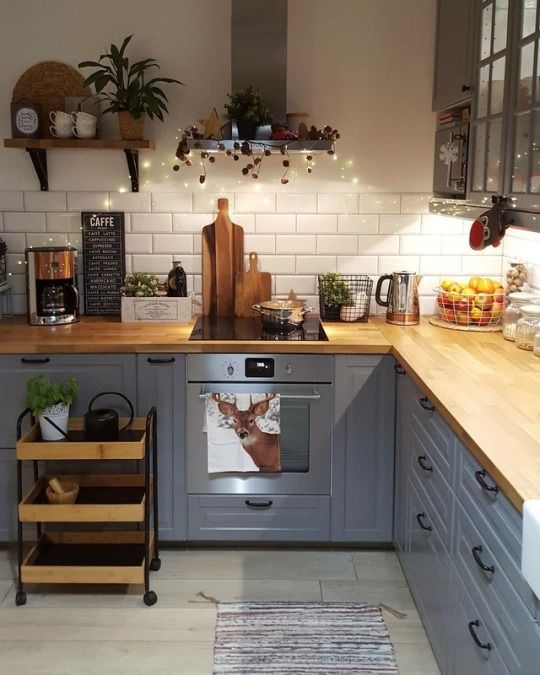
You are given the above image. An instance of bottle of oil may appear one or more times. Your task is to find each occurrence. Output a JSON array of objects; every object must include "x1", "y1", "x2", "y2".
[{"x1": 167, "y1": 260, "x2": 187, "y2": 297}]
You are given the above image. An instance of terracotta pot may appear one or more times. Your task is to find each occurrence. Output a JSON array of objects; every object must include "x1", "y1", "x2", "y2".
[{"x1": 118, "y1": 111, "x2": 145, "y2": 140}]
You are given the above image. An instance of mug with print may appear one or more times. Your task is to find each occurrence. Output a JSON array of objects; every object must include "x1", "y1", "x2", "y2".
[{"x1": 71, "y1": 111, "x2": 97, "y2": 139}]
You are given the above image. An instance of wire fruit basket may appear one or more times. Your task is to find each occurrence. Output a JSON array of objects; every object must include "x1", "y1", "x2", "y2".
[{"x1": 433, "y1": 286, "x2": 504, "y2": 331}]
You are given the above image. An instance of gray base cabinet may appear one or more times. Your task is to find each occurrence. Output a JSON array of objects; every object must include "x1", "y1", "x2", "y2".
[{"x1": 331, "y1": 355, "x2": 395, "y2": 542}]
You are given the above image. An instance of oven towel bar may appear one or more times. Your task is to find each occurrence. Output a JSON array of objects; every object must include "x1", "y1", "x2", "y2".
[{"x1": 199, "y1": 389, "x2": 320, "y2": 400}]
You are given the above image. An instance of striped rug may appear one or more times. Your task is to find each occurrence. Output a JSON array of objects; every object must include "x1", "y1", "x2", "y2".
[{"x1": 213, "y1": 602, "x2": 399, "y2": 674}]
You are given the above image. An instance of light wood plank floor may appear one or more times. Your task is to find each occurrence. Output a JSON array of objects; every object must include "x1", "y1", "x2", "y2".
[{"x1": 0, "y1": 547, "x2": 440, "y2": 675}]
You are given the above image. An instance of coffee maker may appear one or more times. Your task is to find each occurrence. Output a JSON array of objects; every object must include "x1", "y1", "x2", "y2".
[{"x1": 26, "y1": 247, "x2": 79, "y2": 325}]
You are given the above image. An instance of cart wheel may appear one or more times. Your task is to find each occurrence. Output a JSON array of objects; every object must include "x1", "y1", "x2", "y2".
[
  {"x1": 143, "y1": 590, "x2": 158, "y2": 606},
  {"x1": 150, "y1": 557, "x2": 161, "y2": 572},
  {"x1": 15, "y1": 591, "x2": 26, "y2": 606}
]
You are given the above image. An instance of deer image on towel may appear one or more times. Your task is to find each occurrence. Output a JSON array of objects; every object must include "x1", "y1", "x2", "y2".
[{"x1": 212, "y1": 394, "x2": 281, "y2": 472}]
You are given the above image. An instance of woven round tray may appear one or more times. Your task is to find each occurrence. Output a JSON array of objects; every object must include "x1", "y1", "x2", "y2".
[
  {"x1": 12, "y1": 61, "x2": 90, "y2": 137},
  {"x1": 429, "y1": 315, "x2": 503, "y2": 332}
]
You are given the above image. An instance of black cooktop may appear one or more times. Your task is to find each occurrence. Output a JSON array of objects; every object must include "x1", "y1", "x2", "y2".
[{"x1": 189, "y1": 316, "x2": 329, "y2": 341}]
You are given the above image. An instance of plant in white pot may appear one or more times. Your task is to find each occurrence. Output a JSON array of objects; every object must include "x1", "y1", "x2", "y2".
[{"x1": 26, "y1": 375, "x2": 79, "y2": 441}]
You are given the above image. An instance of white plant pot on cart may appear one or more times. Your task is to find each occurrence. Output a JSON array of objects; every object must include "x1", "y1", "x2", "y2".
[{"x1": 39, "y1": 403, "x2": 69, "y2": 441}]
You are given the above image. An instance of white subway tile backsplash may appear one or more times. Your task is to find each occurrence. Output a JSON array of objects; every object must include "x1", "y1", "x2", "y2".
[
  {"x1": 67, "y1": 192, "x2": 110, "y2": 212},
  {"x1": 173, "y1": 213, "x2": 213, "y2": 232},
  {"x1": 12, "y1": 295, "x2": 27, "y2": 314},
  {"x1": 125, "y1": 234, "x2": 152, "y2": 254},
  {"x1": 297, "y1": 214, "x2": 337, "y2": 233},
  {"x1": 358, "y1": 193, "x2": 400, "y2": 214},
  {"x1": 317, "y1": 235, "x2": 358, "y2": 255},
  {"x1": 276, "y1": 235, "x2": 316, "y2": 254},
  {"x1": 461, "y1": 256, "x2": 503, "y2": 276},
  {"x1": 401, "y1": 193, "x2": 431, "y2": 214},
  {"x1": 151, "y1": 192, "x2": 192, "y2": 212},
  {"x1": 276, "y1": 193, "x2": 316, "y2": 213},
  {"x1": 400, "y1": 235, "x2": 441, "y2": 255},
  {"x1": 235, "y1": 192, "x2": 275, "y2": 213},
  {"x1": 357, "y1": 235, "x2": 399, "y2": 255},
  {"x1": 0, "y1": 213, "x2": 3, "y2": 231},
  {"x1": 193, "y1": 192, "x2": 235, "y2": 213},
  {"x1": 275, "y1": 275, "x2": 316, "y2": 295},
  {"x1": 418, "y1": 275, "x2": 440, "y2": 295},
  {"x1": 131, "y1": 254, "x2": 173, "y2": 274},
  {"x1": 232, "y1": 213, "x2": 256, "y2": 232},
  {"x1": 175, "y1": 255, "x2": 202, "y2": 275},
  {"x1": 194, "y1": 234, "x2": 202, "y2": 254},
  {"x1": 46, "y1": 212, "x2": 82, "y2": 233},
  {"x1": 421, "y1": 214, "x2": 465, "y2": 234},
  {"x1": 337, "y1": 256, "x2": 379, "y2": 274},
  {"x1": 378, "y1": 256, "x2": 420, "y2": 274},
  {"x1": 420, "y1": 255, "x2": 462, "y2": 274},
  {"x1": 419, "y1": 296, "x2": 437, "y2": 314},
  {"x1": 4, "y1": 212, "x2": 46, "y2": 232},
  {"x1": 441, "y1": 234, "x2": 471, "y2": 255},
  {"x1": 24, "y1": 191, "x2": 66, "y2": 212},
  {"x1": 131, "y1": 213, "x2": 172, "y2": 233},
  {"x1": 6, "y1": 253, "x2": 26, "y2": 275},
  {"x1": 9, "y1": 274, "x2": 26, "y2": 294},
  {"x1": 0, "y1": 191, "x2": 23, "y2": 211},
  {"x1": 243, "y1": 234, "x2": 275, "y2": 254},
  {"x1": 256, "y1": 255, "x2": 296, "y2": 274},
  {"x1": 296, "y1": 256, "x2": 336, "y2": 274},
  {"x1": 109, "y1": 191, "x2": 151, "y2": 212},
  {"x1": 153, "y1": 234, "x2": 193, "y2": 254},
  {"x1": 26, "y1": 232, "x2": 68, "y2": 248},
  {"x1": 0, "y1": 233, "x2": 25, "y2": 254},
  {"x1": 256, "y1": 214, "x2": 296, "y2": 233},
  {"x1": 338, "y1": 215, "x2": 379, "y2": 234},
  {"x1": 317, "y1": 193, "x2": 358, "y2": 214},
  {"x1": 379, "y1": 214, "x2": 421, "y2": 235}
]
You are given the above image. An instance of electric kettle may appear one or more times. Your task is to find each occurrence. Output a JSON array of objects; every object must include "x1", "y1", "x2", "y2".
[
  {"x1": 84, "y1": 392, "x2": 134, "y2": 441},
  {"x1": 375, "y1": 271, "x2": 422, "y2": 326}
]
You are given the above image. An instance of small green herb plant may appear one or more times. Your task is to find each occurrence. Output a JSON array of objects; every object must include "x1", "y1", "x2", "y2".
[
  {"x1": 224, "y1": 85, "x2": 271, "y2": 124},
  {"x1": 26, "y1": 375, "x2": 79, "y2": 417},
  {"x1": 121, "y1": 272, "x2": 160, "y2": 297},
  {"x1": 319, "y1": 273, "x2": 352, "y2": 306}
]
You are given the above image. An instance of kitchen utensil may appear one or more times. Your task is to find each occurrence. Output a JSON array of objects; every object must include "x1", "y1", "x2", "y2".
[
  {"x1": 375, "y1": 271, "x2": 421, "y2": 326},
  {"x1": 84, "y1": 392, "x2": 134, "y2": 442},
  {"x1": 252, "y1": 299, "x2": 312, "y2": 331},
  {"x1": 202, "y1": 198, "x2": 244, "y2": 315},
  {"x1": 46, "y1": 479, "x2": 79, "y2": 505},
  {"x1": 234, "y1": 252, "x2": 272, "y2": 317}
]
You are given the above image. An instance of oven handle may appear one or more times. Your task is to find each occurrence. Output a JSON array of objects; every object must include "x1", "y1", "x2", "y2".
[{"x1": 198, "y1": 389, "x2": 321, "y2": 400}]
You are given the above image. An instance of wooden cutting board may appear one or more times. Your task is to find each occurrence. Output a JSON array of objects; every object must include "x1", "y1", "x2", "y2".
[
  {"x1": 202, "y1": 198, "x2": 244, "y2": 315},
  {"x1": 234, "y1": 252, "x2": 272, "y2": 317}
]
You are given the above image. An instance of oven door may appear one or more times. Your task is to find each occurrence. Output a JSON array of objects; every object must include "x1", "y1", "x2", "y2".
[{"x1": 186, "y1": 382, "x2": 332, "y2": 495}]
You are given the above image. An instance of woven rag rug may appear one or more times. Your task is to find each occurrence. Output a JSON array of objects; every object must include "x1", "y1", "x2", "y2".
[{"x1": 213, "y1": 601, "x2": 399, "y2": 674}]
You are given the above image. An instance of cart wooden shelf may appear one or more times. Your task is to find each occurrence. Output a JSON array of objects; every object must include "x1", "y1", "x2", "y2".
[{"x1": 14, "y1": 408, "x2": 160, "y2": 606}]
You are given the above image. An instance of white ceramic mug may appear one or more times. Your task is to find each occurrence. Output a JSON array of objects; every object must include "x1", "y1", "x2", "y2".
[
  {"x1": 49, "y1": 110, "x2": 73, "y2": 138},
  {"x1": 71, "y1": 111, "x2": 97, "y2": 139}
]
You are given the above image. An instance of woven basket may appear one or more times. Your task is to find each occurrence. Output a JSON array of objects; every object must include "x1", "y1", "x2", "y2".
[
  {"x1": 46, "y1": 481, "x2": 79, "y2": 505},
  {"x1": 118, "y1": 112, "x2": 145, "y2": 140}
]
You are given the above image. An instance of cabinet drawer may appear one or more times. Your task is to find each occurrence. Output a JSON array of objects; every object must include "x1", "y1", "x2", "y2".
[{"x1": 188, "y1": 495, "x2": 330, "y2": 541}]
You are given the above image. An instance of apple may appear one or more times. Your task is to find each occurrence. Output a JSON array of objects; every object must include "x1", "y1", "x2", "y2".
[
  {"x1": 491, "y1": 301, "x2": 504, "y2": 318},
  {"x1": 455, "y1": 311, "x2": 470, "y2": 326},
  {"x1": 493, "y1": 290, "x2": 505, "y2": 304},
  {"x1": 470, "y1": 306, "x2": 483, "y2": 323},
  {"x1": 476, "y1": 311, "x2": 492, "y2": 326},
  {"x1": 440, "y1": 308, "x2": 457, "y2": 322},
  {"x1": 474, "y1": 293, "x2": 493, "y2": 311},
  {"x1": 469, "y1": 276, "x2": 481, "y2": 291}
]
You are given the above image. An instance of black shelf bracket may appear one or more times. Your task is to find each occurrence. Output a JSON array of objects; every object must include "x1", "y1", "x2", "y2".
[
  {"x1": 26, "y1": 148, "x2": 48, "y2": 191},
  {"x1": 124, "y1": 148, "x2": 140, "y2": 192}
]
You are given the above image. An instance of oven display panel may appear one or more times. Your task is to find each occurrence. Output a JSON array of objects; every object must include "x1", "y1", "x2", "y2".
[{"x1": 245, "y1": 358, "x2": 274, "y2": 378}]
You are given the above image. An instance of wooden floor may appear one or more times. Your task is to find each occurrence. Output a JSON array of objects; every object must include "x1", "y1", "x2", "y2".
[{"x1": 0, "y1": 547, "x2": 440, "y2": 675}]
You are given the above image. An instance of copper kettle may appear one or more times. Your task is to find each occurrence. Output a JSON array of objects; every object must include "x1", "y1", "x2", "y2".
[{"x1": 375, "y1": 271, "x2": 422, "y2": 326}]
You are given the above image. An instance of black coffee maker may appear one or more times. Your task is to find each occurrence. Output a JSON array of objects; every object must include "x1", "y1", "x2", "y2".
[{"x1": 26, "y1": 247, "x2": 79, "y2": 325}]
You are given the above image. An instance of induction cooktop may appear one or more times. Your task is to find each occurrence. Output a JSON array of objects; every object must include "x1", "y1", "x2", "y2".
[{"x1": 189, "y1": 316, "x2": 328, "y2": 341}]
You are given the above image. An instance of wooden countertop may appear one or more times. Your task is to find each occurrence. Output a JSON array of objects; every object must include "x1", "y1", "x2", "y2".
[{"x1": 0, "y1": 314, "x2": 539, "y2": 512}]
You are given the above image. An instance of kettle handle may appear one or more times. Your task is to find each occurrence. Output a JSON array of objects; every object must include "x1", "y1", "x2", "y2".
[
  {"x1": 375, "y1": 275, "x2": 392, "y2": 307},
  {"x1": 87, "y1": 392, "x2": 134, "y2": 432}
]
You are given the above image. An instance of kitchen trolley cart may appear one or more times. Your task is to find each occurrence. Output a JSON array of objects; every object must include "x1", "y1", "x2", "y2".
[{"x1": 14, "y1": 407, "x2": 160, "y2": 606}]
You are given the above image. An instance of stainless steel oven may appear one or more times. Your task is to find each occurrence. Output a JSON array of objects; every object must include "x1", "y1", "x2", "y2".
[{"x1": 186, "y1": 354, "x2": 333, "y2": 495}]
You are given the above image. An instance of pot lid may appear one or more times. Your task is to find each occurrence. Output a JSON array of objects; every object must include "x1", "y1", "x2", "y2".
[
  {"x1": 520, "y1": 304, "x2": 540, "y2": 316},
  {"x1": 508, "y1": 291, "x2": 540, "y2": 304}
]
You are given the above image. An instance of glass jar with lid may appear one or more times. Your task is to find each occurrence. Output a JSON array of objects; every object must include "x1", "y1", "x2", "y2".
[
  {"x1": 503, "y1": 291, "x2": 540, "y2": 341},
  {"x1": 515, "y1": 305, "x2": 540, "y2": 351}
]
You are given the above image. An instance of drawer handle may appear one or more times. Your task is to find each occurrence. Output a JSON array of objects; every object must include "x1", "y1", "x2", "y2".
[
  {"x1": 474, "y1": 470, "x2": 499, "y2": 495},
  {"x1": 416, "y1": 512, "x2": 432, "y2": 532},
  {"x1": 147, "y1": 357, "x2": 176, "y2": 364},
  {"x1": 245, "y1": 500, "x2": 273, "y2": 508},
  {"x1": 468, "y1": 620, "x2": 492, "y2": 651},
  {"x1": 394, "y1": 364, "x2": 406, "y2": 375},
  {"x1": 419, "y1": 397, "x2": 435, "y2": 412},
  {"x1": 472, "y1": 545, "x2": 495, "y2": 574},
  {"x1": 417, "y1": 455, "x2": 433, "y2": 473},
  {"x1": 21, "y1": 357, "x2": 50, "y2": 364}
]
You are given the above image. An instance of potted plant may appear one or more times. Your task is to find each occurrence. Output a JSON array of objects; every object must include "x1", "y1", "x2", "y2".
[
  {"x1": 318, "y1": 273, "x2": 352, "y2": 321},
  {"x1": 120, "y1": 272, "x2": 161, "y2": 297},
  {"x1": 224, "y1": 85, "x2": 271, "y2": 139},
  {"x1": 26, "y1": 375, "x2": 79, "y2": 441},
  {"x1": 79, "y1": 35, "x2": 184, "y2": 140}
]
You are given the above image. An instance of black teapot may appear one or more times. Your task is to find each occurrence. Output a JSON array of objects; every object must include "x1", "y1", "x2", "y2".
[{"x1": 84, "y1": 392, "x2": 134, "y2": 441}]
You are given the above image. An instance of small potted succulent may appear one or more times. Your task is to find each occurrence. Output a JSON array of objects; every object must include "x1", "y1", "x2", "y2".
[
  {"x1": 318, "y1": 273, "x2": 352, "y2": 321},
  {"x1": 26, "y1": 375, "x2": 79, "y2": 441},
  {"x1": 79, "y1": 35, "x2": 184, "y2": 140},
  {"x1": 224, "y1": 85, "x2": 271, "y2": 139},
  {"x1": 120, "y1": 272, "x2": 161, "y2": 297}
]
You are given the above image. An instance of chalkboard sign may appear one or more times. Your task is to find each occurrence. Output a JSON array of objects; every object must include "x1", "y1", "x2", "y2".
[{"x1": 82, "y1": 211, "x2": 125, "y2": 314}]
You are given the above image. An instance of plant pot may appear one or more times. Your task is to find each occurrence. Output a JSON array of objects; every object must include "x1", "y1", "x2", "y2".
[
  {"x1": 320, "y1": 303, "x2": 342, "y2": 322},
  {"x1": 235, "y1": 119, "x2": 258, "y2": 140},
  {"x1": 340, "y1": 305, "x2": 361, "y2": 322},
  {"x1": 118, "y1": 111, "x2": 145, "y2": 140},
  {"x1": 39, "y1": 403, "x2": 69, "y2": 441}
]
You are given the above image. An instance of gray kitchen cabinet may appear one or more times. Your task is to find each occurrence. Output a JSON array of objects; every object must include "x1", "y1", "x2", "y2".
[
  {"x1": 136, "y1": 354, "x2": 186, "y2": 541},
  {"x1": 393, "y1": 365, "x2": 412, "y2": 554},
  {"x1": 331, "y1": 355, "x2": 395, "y2": 542},
  {"x1": 433, "y1": 0, "x2": 474, "y2": 111}
]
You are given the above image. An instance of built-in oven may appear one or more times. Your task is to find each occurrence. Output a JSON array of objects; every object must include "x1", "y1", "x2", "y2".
[{"x1": 186, "y1": 354, "x2": 333, "y2": 495}]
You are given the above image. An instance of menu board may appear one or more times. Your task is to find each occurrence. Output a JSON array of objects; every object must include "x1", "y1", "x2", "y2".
[{"x1": 82, "y1": 211, "x2": 125, "y2": 314}]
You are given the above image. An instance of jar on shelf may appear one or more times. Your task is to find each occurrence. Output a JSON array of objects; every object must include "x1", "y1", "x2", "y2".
[
  {"x1": 534, "y1": 332, "x2": 540, "y2": 358},
  {"x1": 505, "y1": 261, "x2": 528, "y2": 295},
  {"x1": 515, "y1": 305, "x2": 540, "y2": 351},
  {"x1": 503, "y1": 291, "x2": 540, "y2": 341}
]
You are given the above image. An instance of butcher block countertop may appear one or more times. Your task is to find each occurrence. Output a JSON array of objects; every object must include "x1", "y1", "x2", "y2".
[{"x1": 0, "y1": 315, "x2": 539, "y2": 511}]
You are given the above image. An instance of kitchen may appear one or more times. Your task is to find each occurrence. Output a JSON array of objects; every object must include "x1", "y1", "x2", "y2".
[{"x1": 1, "y1": 1, "x2": 540, "y2": 674}]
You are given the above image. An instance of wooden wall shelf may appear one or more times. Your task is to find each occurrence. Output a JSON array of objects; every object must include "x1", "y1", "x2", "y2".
[{"x1": 3, "y1": 138, "x2": 155, "y2": 192}]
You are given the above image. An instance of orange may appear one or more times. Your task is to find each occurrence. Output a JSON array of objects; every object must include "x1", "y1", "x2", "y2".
[
  {"x1": 468, "y1": 276, "x2": 481, "y2": 291},
  {"x1": 477, "y1": 277, "x2": 495, "y2": 294}
]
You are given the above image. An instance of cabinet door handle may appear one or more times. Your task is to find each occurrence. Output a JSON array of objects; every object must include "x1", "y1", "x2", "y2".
[
  {"x1": 147, "y1": 357, "x2": 176, "y2": 364},
  {"x1": 394, "y1": 364, "x2": 406, "y2": 375},
  {"x1": 468, "y1": 620, "x2": 492, "y2": 651},
  {"x1": 245, "y1": 500, "x2": 273, "y2": 508},
  {"x1": 417, "y1": 455, "x2": 433, "y2": 473},
  {"x1": 474, "y1": 470, "x2": 499, "y2": 495},
  {"x1": 20, "y1": 357, "x2": 50, "y2": 364},
  {"x1": 416, "y1": 512, "x2": 432, "y2": 532},
  {"x1": 472, "y1": 545, "x2": 495, "y2": 574},
  {"x1": 462, "y1": 84, "x2": 471, "y2": 92},
  {"x1": 419, "y1": 397, "x2": 435, "y2": 412}
]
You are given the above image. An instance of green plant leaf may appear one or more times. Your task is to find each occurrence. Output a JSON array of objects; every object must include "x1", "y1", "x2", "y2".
[{"x1": 118, "y1": 34, "x2": 133, "y2": 57}]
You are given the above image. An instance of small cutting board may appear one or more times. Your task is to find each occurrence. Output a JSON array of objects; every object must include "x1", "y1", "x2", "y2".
[{"x1": 234, "y1": 252, "x2": 272, "y2": 317}]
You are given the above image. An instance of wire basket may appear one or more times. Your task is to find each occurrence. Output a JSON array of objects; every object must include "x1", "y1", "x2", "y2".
[
  {"x1": 434, "y1": 286, "x2": 504, "y2": 329},
  {"x1": 318, "y1": 274, "x2": 373, "y2": 322}
]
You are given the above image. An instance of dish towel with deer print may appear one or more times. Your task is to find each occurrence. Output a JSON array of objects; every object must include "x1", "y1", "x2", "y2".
[{"x1": 205, "y1": 394, "x2": 281, "y2": 473}]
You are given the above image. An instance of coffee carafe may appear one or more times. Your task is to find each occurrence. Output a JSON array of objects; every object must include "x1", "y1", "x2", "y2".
[
  {"x1": 375, "y1": 271, "x2": 422, "y2": 326},
  {"x1": 26, "y1": 247, "x2": 79, "y2": 326}
]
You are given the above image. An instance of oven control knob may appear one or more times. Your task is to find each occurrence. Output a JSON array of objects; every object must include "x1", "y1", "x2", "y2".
[
  {"x1": 286, "y1": 363, "x2": 293, "y2": 375},
  {"x1": 227, "y1": 365, "x2": 234, "y2": 376}
]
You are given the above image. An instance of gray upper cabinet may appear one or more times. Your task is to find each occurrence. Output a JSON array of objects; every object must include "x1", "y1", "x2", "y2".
[
  {"x1": 331, "y1": 355, "x2": 395, "y2": 543},
  {"x1": 433, "y1": 0, "x2": 475, "y2": 111}
]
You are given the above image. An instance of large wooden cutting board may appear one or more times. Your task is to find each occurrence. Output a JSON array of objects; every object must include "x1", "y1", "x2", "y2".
[
  {"x1": 234, "y1": 252, "x2": 272, "y2": 317},
  {"x1": 202, "y1": 198, "x2": 244, "y2": 316}
]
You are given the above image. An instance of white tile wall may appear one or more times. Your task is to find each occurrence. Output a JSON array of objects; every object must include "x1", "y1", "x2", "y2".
[
  {"x1": 338, "y1": 215, "x2": 379, "y2": 234},
  {"x1": 151, "y1": 192, "x2": 193, "y2": 212},
  {"x1": 256, "y1": 214, "x2": 296, "y2": 233},
  {"x1": 109, "y1": 191, "x2": 151, "y2": 212},
  {"x1": 378, "y1": 214, "x2": 421, "y2": 235},
  {"x1": 297, "y1": 215, "x2": 337, "y2": 233},
  {"x1": 276, "y1": 193, "x2": 317, "y2": 213},
  {"x1": 358, "y1": 193, "x2": 400, "y2": 214},
  {"x1": 24, "y1": 191, "x2": 67, "y2": 212},
  {"x1": 317, "y1": 193, "x2": 358, "y2": 214},
  {"x1": 152, "y1": 234, "x2": 194, "y2": 253},
  {"x1": 4, "y1": 212, "x2": 46, "y2": 232},
  {"x1": 0, "y1": 191, "x2": 23, "y2": 211},
  {"x1": 67, "y1": 192, "x2": 110, "y2": 212},
  {"x1": 131, "y1": 213, "x2": 172, "y2": 233},
  {"x1": 235, "y1": 192, "x2": 275, "y2": 213}
]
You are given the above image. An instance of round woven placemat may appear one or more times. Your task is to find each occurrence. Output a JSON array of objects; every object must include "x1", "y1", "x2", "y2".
[
  {"x1": 429, "y1": 315, "x2": 503, "y2": 332},
  {"x1": 13, "y1": 61, "x2": 91, "y2": 137}
]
